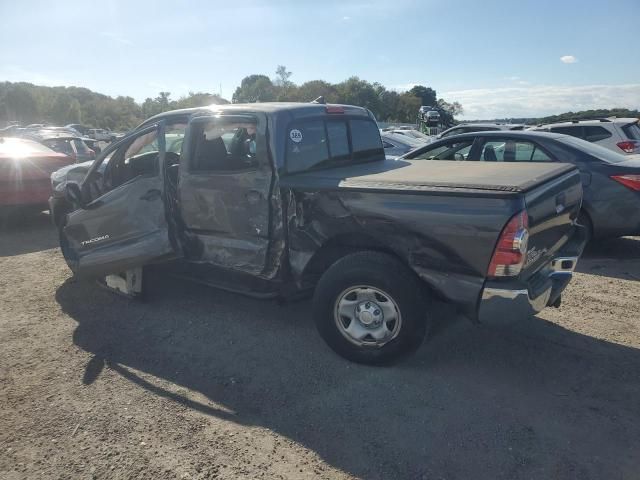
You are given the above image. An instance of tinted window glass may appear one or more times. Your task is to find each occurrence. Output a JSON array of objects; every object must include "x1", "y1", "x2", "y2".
[
  {"x1": 326, "y1": 121, "x2": 349, "y2": 159},
  {"x1": 192, "y1": 118, "x2": 258, "y2": 171},
  {"x1": 551, "y1": 126, "x2": 583, "y2": 139},
  {"x1": 350, "y1": 119, "x2": 384, "y2": 160},
  {"x1": 583, "y1": 126, "x2": 612, "y2": 142},
  {"x1": 286, "y1": 120, "x2": 329, "y2": 173},
  {"x1": 622, "y1": 121, "x2": 640, "y2": 140},
  {"x1": 72, "y1": 139, "x2": 90, "y2": 154},
  {"x1": 44, "y1": 139, "x2": 74, "y2": 156}
]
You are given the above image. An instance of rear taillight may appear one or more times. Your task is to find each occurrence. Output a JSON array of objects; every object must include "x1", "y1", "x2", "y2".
[
  {"x1": 616, "y1": 141, "x2": 638, "y2": 153},
  {"x1": 487, "y1": 210, "x2": 529, "y2": 278},
  {"x1": 326, "y1": 106, "x2": 344, "y2": 114},
  {"x1": 611, "y1": 174, "x2": 640, "y2": 191}
]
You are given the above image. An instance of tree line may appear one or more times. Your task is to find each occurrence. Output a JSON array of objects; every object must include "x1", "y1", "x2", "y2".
[
  {"x1": 3, "y1": 66, "x2": 636, "y2": 131},
  {"x1": 0, "y1": 67, "x2": 462, "y2": 130}
]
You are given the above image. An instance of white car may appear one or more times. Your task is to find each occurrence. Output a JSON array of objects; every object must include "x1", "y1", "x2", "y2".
[
  {"x1": 87, "y1": 128, "x2": 114, "y2": 142},
  {"x1": 529, "y1": 118, "x2": 640, "y2": 156}
]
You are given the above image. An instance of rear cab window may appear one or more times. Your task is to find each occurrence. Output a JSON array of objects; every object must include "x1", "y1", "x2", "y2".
[{"x1": 286, "y1": 116, "x2": 383, "y2": 173}]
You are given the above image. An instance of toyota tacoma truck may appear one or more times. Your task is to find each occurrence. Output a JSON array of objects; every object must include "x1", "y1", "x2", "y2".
[{"x1": 51, "y1": 102, "x2": 587, "y2": 364}]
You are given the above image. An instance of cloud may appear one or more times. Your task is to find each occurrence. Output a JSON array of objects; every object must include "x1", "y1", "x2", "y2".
[
  {"x1": 441, "y1": 83, "x2": 640, "y2": 119},
  {"x1": 560, "y1": 55, "x2": 578, "y2": 64},
  {"x1": 100, "y1": 31, "x2": 133, "y2": 46},
  {"x1": 342, "y1": 16, "x2": 351, "y2": 20}
]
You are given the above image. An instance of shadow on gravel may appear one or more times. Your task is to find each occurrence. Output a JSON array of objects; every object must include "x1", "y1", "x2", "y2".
[
  {"x1": 56, "y1": 273, "x2": 640, "y2": 479},
  {"x1": 577, "y1": 236, "x2": 640, "y2": 281},
  {"x1": 0, "y1": 210, "x2": 59, "y2": 257}
]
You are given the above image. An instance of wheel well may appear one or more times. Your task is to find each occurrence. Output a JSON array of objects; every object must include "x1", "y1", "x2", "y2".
[{"x1": 300, "y1": 234, "x2": 431, "y2": 294}]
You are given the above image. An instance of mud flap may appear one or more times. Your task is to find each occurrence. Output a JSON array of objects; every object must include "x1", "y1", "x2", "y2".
[{"x1": 98, "y1": 267, "x2": 144, "y2": 299}]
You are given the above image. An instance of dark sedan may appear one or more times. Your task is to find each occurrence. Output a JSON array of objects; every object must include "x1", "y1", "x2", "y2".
[{"x1": 400, "y1": 131, "x2": 640, "y2": 239}]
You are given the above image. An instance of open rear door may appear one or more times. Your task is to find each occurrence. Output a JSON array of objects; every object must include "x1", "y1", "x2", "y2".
[{"x1": 62, "y1": 122, "x2": 177, "y2": 278}]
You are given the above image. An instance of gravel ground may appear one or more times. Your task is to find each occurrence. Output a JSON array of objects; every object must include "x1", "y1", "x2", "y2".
[{"x1": 1, "y1": 212, "x2": 639, "y2": 480}]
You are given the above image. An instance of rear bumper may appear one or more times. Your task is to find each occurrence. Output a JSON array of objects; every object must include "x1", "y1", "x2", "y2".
[{"x1": 478, "y1": 226, "x2": 586, "y2": 324}]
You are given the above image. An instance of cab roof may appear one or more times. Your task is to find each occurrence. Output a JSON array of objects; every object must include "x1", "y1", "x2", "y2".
[{"x1": 140, "y1": 102, "x2": 374, "y2": 129}]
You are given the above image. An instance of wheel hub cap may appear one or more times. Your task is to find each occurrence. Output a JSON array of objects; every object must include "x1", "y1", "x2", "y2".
[
  {"x1": 356, "y1": 301, "x2": 382, "y2": 327},
  {"x1": 334, "y1": 286, "x2": 402, "y2": 347}
]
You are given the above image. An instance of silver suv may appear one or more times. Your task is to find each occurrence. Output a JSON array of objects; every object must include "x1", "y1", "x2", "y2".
[{"x1": 530, "y1": 118, "x2": 640, "y2": 156}]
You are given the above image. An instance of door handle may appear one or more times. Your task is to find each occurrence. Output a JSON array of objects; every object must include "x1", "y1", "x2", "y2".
[{"x1": 140, "y1": 189, "x2": 161, "y2": 201}]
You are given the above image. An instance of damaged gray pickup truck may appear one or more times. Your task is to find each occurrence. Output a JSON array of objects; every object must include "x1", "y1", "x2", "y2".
[{"x1": 51, "y1": 102, "x2": 587, "y2": 364}]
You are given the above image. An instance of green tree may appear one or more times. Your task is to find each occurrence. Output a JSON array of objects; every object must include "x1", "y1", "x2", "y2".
[
  {"x1": 232, "y1": 75, "x2": 275, "y2": 103},
  {"x1": 2, "y1": 84, "x2": 38, "y2": 123},
  {"x1": 409, "y1": 85, "x2": 437, "y2": 107}
]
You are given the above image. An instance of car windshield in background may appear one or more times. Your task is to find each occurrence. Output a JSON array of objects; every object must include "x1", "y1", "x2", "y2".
[{"x1": 558, "y1": 136, "x2": 627, "y2": 163}]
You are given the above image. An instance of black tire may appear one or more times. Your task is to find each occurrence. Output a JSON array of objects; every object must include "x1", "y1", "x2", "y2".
[
  {"x1": 578, "y1": 210, "x2": 593, "y2": 244},
  {"x1": 313, "y1": 251, "x2": 429, "y2": 365}
]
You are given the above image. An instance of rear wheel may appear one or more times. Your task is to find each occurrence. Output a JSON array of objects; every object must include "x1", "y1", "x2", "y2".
[{"x1": 313, "y1": 251, "x2": 429, "y2": 365}]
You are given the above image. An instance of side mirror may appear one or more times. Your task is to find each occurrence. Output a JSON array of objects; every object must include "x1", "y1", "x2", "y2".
[{"x1": 65, "y1": 182, "x2": 84, "y2": 208}]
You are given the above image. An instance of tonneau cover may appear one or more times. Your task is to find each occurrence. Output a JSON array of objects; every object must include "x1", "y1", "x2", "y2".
[{"x1": 281, "y1": 159, "x2": 577, "y2": 196}]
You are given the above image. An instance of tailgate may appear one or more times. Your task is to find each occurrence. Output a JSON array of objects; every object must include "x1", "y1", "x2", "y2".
[{"x1": 521, "y1": 167, "x2": 583, "y2": 278}]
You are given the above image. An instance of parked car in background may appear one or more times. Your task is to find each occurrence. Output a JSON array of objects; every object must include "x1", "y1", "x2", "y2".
[
  {"x1": 0, "y1": 125, "x2": 23, "y2": 137},
  {"x1": 87, "y1": 128, "x2": 115, "y2": 142},
  {"x1": 529, "y1": 118, "x2": 640, "y2": 156},
  {"x1": 438, "y1": 123, "x2": 526, "y2": 139},
  {"x1": 383, "y1": 128, "x2": 432, "y2": 143},
  {"x1": 0, "y1": 137, "x2": 74, "y2": 212},
  {"x1": 400, "y1": 130, "x2": 640, "y2": 240},
  {"x1": 381, "y1": 131, "x2": 424, "y2": 159},
  {"x1": 65, "y1": 124, "x2": 91, "y2": 136},
  {"x1": 51, "y1": 103, "x2": 586, "y2": 364},
  {"x1": 39, "y1": 136, "x2": 96, "y2": 162}
]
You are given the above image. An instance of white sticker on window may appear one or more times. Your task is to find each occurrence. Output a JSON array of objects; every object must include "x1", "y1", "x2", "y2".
[{"x1": 289, "y1": 129, "x2": 303, "y2": 143}]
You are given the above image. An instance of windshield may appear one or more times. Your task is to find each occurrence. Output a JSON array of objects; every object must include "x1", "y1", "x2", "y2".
[{"x1": 558, "y1": 135, "x2": 627, "y2": 163}]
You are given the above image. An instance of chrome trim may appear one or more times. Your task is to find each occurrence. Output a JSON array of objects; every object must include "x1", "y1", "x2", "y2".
[
  {"x1": 550, "y1": 256, "x2": 578, "y2": 274},
  {"x1": 482, "y1": 288, "x2": 528, "y2": 301}
]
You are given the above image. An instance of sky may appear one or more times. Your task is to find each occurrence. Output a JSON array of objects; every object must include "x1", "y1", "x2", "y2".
[{"x1": 1, "y1": 0, "x2": 639, "y2": 119}]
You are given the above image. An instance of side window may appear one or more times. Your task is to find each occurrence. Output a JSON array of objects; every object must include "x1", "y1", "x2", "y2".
[
  {"x1": 382, "y1": 141, "x2": 395, "y2": 148},
  {"x1": 551, "y1": 126, "x2": 584, "y2": 139},
  {"x1": 414, "y1": 140, "x2": 474, "y2": 160},
  {"x1": 286, "y1": 119, "x2": 329, "y2": 173},
  {"x1": 350, "y1": 119, "x2": 384, "y2": 161},
  {"x1": 480, "y1": 139, "x2": 552, "y2": 162},
  {"x1": 138, "y1": 122, "x2": 187, "y2": 155},
  {"x1": 102, "y1": 127, "x2": 161, "y2": 192},
  {"x1": 583, "y1": 126, "x2": 612, "y2": 142},
  {"x1": 191, "y1": 117, "x2": 259, "y2": 172}
]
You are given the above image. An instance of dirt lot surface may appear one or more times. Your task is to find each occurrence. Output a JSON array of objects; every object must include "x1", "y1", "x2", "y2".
[{"x1": 1, "y1": 213, "x2": 639, "y2": 480}]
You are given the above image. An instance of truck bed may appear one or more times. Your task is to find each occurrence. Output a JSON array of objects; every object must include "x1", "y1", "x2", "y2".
[{"x1": 280, "y1": 159, "x2": 577, "y2": 196}]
